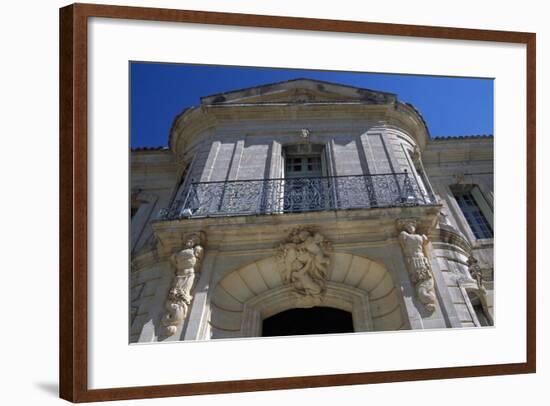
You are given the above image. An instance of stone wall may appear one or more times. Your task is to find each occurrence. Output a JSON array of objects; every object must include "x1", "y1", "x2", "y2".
[{"x1": 183, "y1": 120, "x2": 422, "y2": 187}]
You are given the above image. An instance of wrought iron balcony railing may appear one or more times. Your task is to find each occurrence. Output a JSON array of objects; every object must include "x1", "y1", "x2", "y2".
[{"x1": 158, "y1": 172, "x2": 436, "y2": 220}]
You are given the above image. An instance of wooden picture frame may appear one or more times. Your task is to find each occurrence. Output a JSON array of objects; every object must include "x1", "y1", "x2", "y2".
[{"x1": 59, "y1": 3, "x2": 536, "y2": 402}]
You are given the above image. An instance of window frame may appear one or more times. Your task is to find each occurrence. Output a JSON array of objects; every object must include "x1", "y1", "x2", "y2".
[{"x1": 450, "y1": 184, "x2": 494, "y2": 241}]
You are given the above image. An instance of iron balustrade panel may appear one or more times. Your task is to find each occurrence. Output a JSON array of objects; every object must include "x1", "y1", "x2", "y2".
[
  {"x1": 282, "y1": 177, "x2": 335, "y2": 213},
  {"x1": 158, "y1": 173, "x2": 435, "y2": 220}
]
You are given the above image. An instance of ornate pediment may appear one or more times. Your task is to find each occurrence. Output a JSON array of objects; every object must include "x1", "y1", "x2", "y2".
[{"x1": 200, "y1": 78, "x2": 396, "y2": 106}]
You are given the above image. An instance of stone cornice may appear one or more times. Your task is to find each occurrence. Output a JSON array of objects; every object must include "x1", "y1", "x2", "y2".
[
  {"x1": 200, "y1": 78, "x2": 397, "y2": 106},
  {"x1": 169, "y1": 100, "x2": 430, "y2": 157},
  {"x1": 392, "y1": 102, "x2": 430, "y2": 150},
  {"x1": 423, "y1": 137, "x2": 493, "y2": 165},
  {"x1": 131, "y1": 150, "x2": 179, "y2": 181},
  {"x1": 152, "y1": 204, "x2": 441, "y2": 255},
  {"x1": 169, "y1": 106, "x2": 217, "y2": 156},
  {"x1": 431, "y1": 224, "x2": 472, "y2": 253}
]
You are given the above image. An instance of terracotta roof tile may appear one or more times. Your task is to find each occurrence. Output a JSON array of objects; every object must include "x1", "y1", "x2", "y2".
[{"x1": 430, "y1": 134, "x2": 493, "y2": 140}]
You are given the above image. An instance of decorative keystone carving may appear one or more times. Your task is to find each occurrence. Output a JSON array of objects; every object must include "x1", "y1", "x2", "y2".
[
  {"x1": 161, "y1": 232, "x2": 205, "y2": 337},
  {"x1": 397, "y1": 219, "x2": 437, "y2": 313},
  {"x1": 276, "y1": 227, "x2": 331, "y2": 307}
]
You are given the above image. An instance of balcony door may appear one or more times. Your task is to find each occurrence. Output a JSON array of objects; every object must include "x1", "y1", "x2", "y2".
[{"x1": 282, "y1": 144, "x2": 328, "y2": 212}]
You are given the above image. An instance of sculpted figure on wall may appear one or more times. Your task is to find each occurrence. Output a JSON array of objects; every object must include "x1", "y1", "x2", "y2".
[
  {"x1": 161, "y1": 232, "x2": 205, "y2": 337},
  {"x1": 277, "y1": 227, "x2": 331, "y2": 306},
  {"x1": 467, "y1": 255, "x2": 486, "y2": 294},
  {"x1": 411, "y1": 144, "x2": 422, "y2": 164},
  {"x1": 398, "y1": 220, "x2": 437, "y2": 312}
]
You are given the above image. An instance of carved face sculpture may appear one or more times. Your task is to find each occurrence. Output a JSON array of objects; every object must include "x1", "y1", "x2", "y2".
[
  {"x1": 185, "y1": 234, "x2": 201, "y2": 248},
  {"x1": 403, "y1": 222, "x2": 416, "y2": 234}
]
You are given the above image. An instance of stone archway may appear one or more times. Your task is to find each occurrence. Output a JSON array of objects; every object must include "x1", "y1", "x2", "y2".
[{"x1": 209, "y1": 253, "x2": 409, "y2": 339}]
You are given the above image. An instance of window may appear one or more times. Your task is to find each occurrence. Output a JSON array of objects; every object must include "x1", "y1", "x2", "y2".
[
  {"x1": 452, "y1": 185, "x2": 493, "y2": 239},
  {"x1": 281, "y1": 144, "x2": 327, "y2": 212},
  {"x1": 283, "y1": 144, "x2": 324, "y2": 178},
  {"x1": 285, "y1": 156, "x2": 322, "y2": 177}
]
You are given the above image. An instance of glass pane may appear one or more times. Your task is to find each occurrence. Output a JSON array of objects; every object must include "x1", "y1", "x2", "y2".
[{"x1": 454, "y1": 190, "x2": 493, "y2": 239}]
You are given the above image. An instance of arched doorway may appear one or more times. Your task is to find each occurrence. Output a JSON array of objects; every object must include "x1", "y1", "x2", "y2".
[
  {"x1": 208, "y1": 253, "x2": 409, "y2": 339},
  {"x1": 262, "y1": 307, "x2": 353, "y2": 337}
]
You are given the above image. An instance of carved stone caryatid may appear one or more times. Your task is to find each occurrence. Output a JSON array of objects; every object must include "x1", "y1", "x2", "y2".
[
  {"x1": 398, "y1": 220, "x2": 437, "y2": 313},
  {"x1": 467, "y1": 255, "x2": 486, "y2": 294},
  {"x1": 411, "y1": 144, "x2": 422, "y2": 165},
  {"x1": 276, "y1": 227, "x2": 331, "y2": 306},
  {"x1": 161, "y1": 232, "x2": 205, "y2": 337}
]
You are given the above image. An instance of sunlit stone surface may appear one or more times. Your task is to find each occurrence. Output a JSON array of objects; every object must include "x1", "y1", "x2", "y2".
[{"x1": 130, "y1": 79, "x2": 493, "y2": 343}]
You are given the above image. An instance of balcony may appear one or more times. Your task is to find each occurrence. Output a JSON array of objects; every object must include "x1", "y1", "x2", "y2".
[{"x1": 158, "y1": 172, "x2": 436, "y2": 220}]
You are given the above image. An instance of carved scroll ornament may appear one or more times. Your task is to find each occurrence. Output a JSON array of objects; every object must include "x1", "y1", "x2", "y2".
[
  {"x1": 276, "y1": 227, "x2": 331, "y2": 306},
  {"x1": 161, "y1": 232, "x2": 205, "y2": 337},
  {"x1": 398, "y1": 220, "x2": 437, "y2": 313}
]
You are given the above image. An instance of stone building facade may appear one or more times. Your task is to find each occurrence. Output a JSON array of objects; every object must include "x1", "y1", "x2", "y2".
[{"x1": 130, "y1": 79, "x2": 494, "y2": 343}]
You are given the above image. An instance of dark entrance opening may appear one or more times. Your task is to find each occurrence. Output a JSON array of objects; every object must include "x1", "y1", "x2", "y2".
[{"x1": 262, "y1": 307, "x2": 354, "y2": 337}]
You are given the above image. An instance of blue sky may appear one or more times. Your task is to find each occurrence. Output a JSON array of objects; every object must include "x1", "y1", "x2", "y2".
[{"x1": 130, "y1": 62, "x2": 493, "y2": 148}]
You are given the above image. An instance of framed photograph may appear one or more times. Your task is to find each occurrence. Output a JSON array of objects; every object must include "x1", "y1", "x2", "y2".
[{"x1": 59, "y1": 3, "x2": 536, "y2": 402}]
